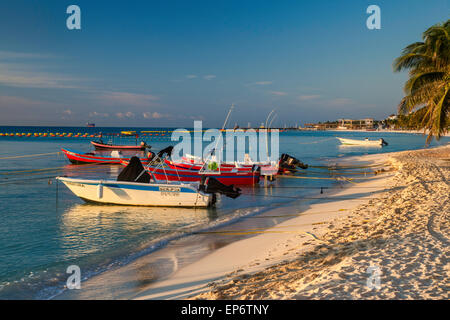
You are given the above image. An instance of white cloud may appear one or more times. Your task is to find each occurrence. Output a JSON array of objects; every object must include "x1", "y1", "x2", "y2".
[
  {"x1": 0, "y1": 52, "x2": 80, "y2": 89},
  {"x1": 89, "y1": 111, "x2": 109, "y2": 117},
  {"x1": 203, "y1": 75, "x2": 216, "y2": 80},
  {"x1": 298, "y1": 95, "x2": 321, "y2": 101},
  {"x1": 251, "y1": 81, "x2": 272, "y2": 86},
  {"x1": 186, "y1": 74, "x2": 197, "y2": 79},
  {"x1": 116, "y1": 112, "x2": 135, "y2": 119},
  {"x1": 142, "y1": 111, "x2": 168, "y2": 119},
  {"x1": 0, "y1": 63, "x2": 80, "y2": 89},
  {"x1": 0, "y1": 51, "x2": 53, "y2": 59},
  {"x1": 270, "y1": 91, "x2": 287, "y2": 96}
]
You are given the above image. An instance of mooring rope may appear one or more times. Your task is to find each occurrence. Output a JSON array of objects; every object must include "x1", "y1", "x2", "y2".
[
  {"x1": 0, "y1": 175, "x2": 58, "y2": 185},
  {"x1": 0, "y1": 166, "x2": 67, "y2": 175},
  {"x1": 0, "y1": 151, "x2": 61, "y2": 160},
  {"x1": 297, "y1": 137, "x2": 336, "y2": 145}
]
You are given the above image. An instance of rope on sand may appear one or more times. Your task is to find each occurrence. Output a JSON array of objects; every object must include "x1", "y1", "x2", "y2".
[
  {"x1": 309, "y1": 162, "x2": 390, "y2": 170},
  {"x1": 195, "y1": 229, "x2": 325, "y2": 242},
  {"x1": 0, "y1": 151, "x2": 61, "y2": 160},
  {"x1": 278, "y1": 175, "x2": 372, "y2": 181},
  {"x1": 248, "y1": 209, "x2": 349, "y2": 219}
]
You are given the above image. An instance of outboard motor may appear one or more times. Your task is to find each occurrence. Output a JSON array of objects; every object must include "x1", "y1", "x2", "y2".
[
  {"x1": 199, "y1": 176, "x2": 241, "y2": 199},
  {"x1": 117, "y1": 156, "x2": 151, "y2": 183},
  {"x1": 380, "y1": 138, "x2": 389, "y2": 146},
  {"x1": 278, "y1": 153, "x2": 308, "y2": 174},
  {"x1": 157, "y1": 146, "x2": 174, "y2": 158}
]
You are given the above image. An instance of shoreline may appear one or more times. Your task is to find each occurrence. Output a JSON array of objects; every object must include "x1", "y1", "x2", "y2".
[{"x1": 183, "y1": 145, "x2": 449, "y2": 300}]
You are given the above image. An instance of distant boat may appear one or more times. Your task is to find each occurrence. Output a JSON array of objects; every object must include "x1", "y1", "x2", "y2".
[
  {"x1": 337, "y1": 137, "x2": 388, "y2": 146},
  {"x1": 86, "y1": 123, "x2": 95, "y2": 127},
  {"x1": 120, "y1": 131, "x2": 137, "y2": 136}
]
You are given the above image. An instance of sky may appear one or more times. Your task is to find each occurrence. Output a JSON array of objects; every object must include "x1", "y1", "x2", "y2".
[{"x1": 0, "y1": 0, "x2": 448, "y2": 127}]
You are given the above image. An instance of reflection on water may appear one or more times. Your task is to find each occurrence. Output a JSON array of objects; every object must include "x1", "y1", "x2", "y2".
[
  {"x1": 338, "y1": 144, "x2": 382, "y2": 150},
  {"x1": 60, "y1": 203, "x2": 217, "y2": 257}
]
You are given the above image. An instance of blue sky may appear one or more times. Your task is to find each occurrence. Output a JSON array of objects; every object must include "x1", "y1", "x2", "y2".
[{"x1": 0, "y1": 0, "x2": 448, "y2": 127}]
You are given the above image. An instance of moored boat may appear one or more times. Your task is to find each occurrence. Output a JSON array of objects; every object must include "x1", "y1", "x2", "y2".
[
  {"x1": 57, "y1": 177, "x2": 213, "y2": 207},
  {"x1": 179, "y1": 154, "x2": 280, "y2": 175},
  {"x1": 337, "y1": 137, "x2": 388, "y2": 146},
  {"x1": 164, "y1": 159, "x2": 252, "y2": 172},
  {"x1": 120, "y1": 159, "x2": 260, "y2": 185},
  {"x1": 164, "y1": 159, "x2": 279, "y2": 177},
  {"x1": 91, "y1": 140, "x2": 148, "y2": 151},
  {"x1": 61, "y1": 148, "x2": 154, "y2": 165},
  {"x1": 147, "y1": 166, "x2": 261, "y2": 185}
]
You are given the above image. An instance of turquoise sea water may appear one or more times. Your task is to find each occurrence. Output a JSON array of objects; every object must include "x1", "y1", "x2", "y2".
[{"x1": 0, "y1": 126, "x2": 448, "y2": 299}]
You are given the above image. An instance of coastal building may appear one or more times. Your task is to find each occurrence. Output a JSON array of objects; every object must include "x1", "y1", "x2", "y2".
[
  {"x1": 337, "y1": 118, "x2": 374, "y2": 130},
  {"x1": 304, "y1": 118, "x2": 377, "y2": 130}
]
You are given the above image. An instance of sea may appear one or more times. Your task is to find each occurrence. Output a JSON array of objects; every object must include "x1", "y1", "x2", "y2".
[{"x1": 0, "y1": 126, "x2": 448, "y2": 299}]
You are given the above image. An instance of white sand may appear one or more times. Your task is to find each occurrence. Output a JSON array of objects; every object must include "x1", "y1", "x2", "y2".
[{"x1": 135, "y1": 152, "x2": 401, "y2": 300}]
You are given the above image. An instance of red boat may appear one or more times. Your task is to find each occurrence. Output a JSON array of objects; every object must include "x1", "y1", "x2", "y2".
[
  {"x1": 164, "y1": 159, "x2": 253, "y2": 172},
  {"x1": 149, "y1": 167, "x2": 260, "y2": 185},
  {"x1": 91, "y1": 140, "x2": 148, "y2": 151},
  {"x1": 120, "y1": 160, "x2": 260, "y2": 185},
  {"x1": 62, "y1": 148, "x2": 154, "y2": 165},
  {"x1": 172, "y1": 157, "x2": 279, "y2": 176}
]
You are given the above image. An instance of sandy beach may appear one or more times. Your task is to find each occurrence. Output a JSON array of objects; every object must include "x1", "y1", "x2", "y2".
[{"x1": 134, "y1": 144, "x2": 449, "y2": 300}]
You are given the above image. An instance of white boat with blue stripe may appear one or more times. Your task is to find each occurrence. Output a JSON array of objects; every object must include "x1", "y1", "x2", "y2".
[{"x1": 56, "y1": 177, "x2": 213, "y2": 208}]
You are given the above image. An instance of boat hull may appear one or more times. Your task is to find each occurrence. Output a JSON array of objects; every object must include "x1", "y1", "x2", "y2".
[
  {"x1": 91, "y1": 141, "x2": 146, "y2": 151},
  {"x1": 337, "y1": 137, "x2": 382, "y2": 146},
  {"x1": 166, "y1": 160, "x2": 278, "y2": 177},
  {"x1": 146, "y1": 166, "x2": 260, "y2": 185},
  {"x1": 57, "y1": 177, "x2": 212, "y2": 207},
  {"x1": 62, "y1": 148, "x2": 153, "y2": 165},
  {"x1": 164, "y1": 159, "x2": 252, "y2": 172}
]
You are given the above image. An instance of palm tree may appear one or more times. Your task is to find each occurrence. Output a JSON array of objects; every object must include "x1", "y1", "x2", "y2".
[{"x1": 393, "y1": 20, "x2": 449, "y2": 143}]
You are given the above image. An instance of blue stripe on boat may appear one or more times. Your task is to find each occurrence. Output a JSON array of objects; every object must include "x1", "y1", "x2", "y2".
[{"x1": 73, "y1": 181, "x2": 197, "y2": 193}]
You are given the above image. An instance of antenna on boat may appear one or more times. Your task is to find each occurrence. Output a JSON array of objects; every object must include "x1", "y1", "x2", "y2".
[
  {"x1": 264, "y1": 109, "x2": 276, "y2": 162},
  {"x1": 265, "y1": 109, "x2": 275, "y2": 130},
  {"x1": 200, "y1": 104, "x2": 234, "y2": 172},
  {"x1": 222, "y1": 103, "x2": 234, "y2": 131}
]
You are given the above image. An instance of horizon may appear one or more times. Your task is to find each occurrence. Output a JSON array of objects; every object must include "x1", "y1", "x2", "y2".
[{"x1": 0, "y1": 0, "x2": 448, "y2": 127}]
